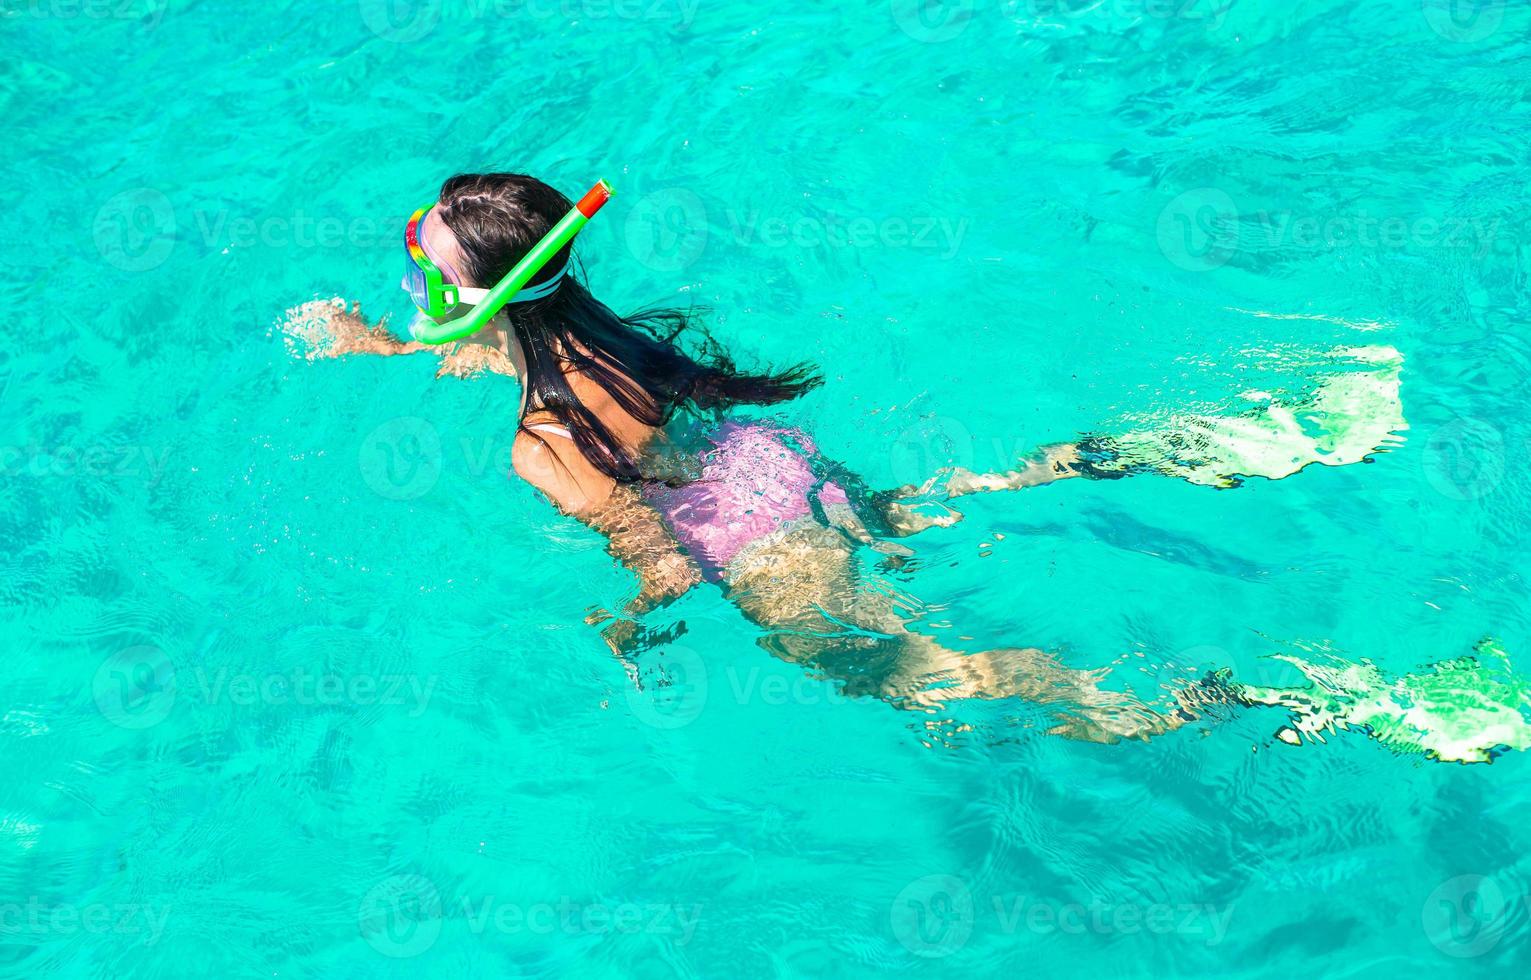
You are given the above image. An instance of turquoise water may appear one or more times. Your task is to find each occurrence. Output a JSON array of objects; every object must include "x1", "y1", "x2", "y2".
[{"x1": 6, "y1": 0, "x2": 1531, "y2": 974}]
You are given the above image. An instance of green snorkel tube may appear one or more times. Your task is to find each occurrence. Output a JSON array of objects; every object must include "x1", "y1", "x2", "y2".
[{"x1": 407, "y1": 179, "x2": 613, "y2": 346}]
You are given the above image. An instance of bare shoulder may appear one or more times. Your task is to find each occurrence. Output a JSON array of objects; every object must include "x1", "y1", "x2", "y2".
[{"x1": 512, "y1": 427, "x2": 617, "y2": 516}]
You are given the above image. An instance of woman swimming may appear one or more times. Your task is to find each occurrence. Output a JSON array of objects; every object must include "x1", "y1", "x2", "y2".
[{"x1": 294, "y1": 172, "x2": 1527, "y2": 758}]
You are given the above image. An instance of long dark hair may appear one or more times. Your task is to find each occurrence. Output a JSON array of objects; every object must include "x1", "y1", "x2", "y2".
[{"x1": 436, "y1": 172, "x2": 820, "y2": 481}]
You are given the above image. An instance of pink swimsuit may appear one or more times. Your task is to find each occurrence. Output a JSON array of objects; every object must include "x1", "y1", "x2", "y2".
[
  {"x1": 522, "y1": 419, "x2": 849, "y2": 581},
  {"x1": 639, "y1": 422, "x2": 850, "y2": 580}
]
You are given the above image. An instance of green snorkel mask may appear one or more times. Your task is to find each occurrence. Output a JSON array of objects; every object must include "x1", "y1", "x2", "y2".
[{"x1": 401, "y1": 179, "x2": 613, "y2": 345}]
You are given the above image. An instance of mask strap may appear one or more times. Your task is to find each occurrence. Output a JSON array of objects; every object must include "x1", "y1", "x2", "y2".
[
  {"x1": 454, "y1": 259, "x2": 567, "y2": 307},
  {"x1": 505, "y1": 259, "x2": 568, "y2": 304}
]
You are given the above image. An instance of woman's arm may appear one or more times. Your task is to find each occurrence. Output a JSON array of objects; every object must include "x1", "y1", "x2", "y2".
[
  {"x1": 511, "y1": 431, "x2": 701, "y2": 617},
  {"x1": 582, "y1": 486, "x2": 703, "y2": 614},
  {"x1": 285, "y1": 299, "x2": 514, "y2": 379},
  {"x1": 285, "y1": 299, "x2": 426, "y2": 357}
]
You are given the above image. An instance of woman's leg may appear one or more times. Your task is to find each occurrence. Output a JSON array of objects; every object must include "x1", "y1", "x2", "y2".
[
  {"x1": 872, "y1": 344, "x2": 1408, "y2": 533},
  {"x1": 873, "y1": 443, "x2": 1085, "y2": 536},
  {"x1": 720, "y1": 524, "x2": 1182, "y2": 742}
]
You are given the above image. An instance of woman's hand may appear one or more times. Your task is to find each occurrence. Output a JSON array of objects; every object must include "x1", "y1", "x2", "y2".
[
  {"x1": 435, "y1": 343, "x2": 515, "y2": 379},
  {"x1": 286, "y1": 300, "x2": 522, "y2": 383},
  {"x1": 584, "y1": 607, "x2": 689, "y2": 679},
  {"x1": 280, "y1": 298, "x2": 421, "y2": 359}
]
